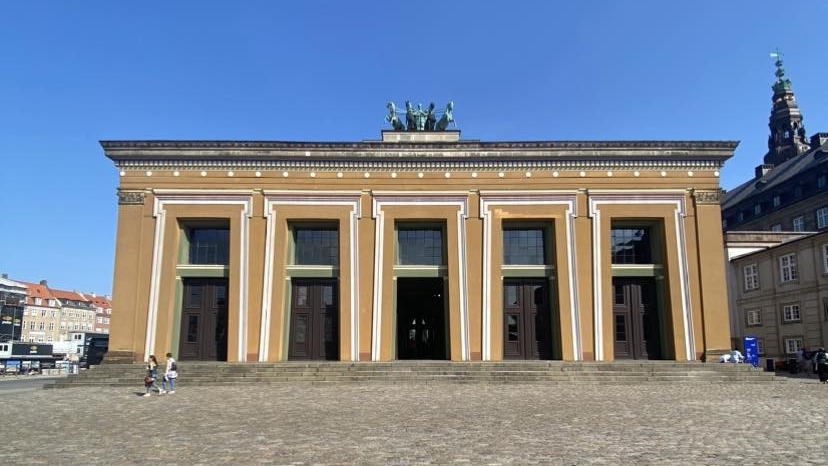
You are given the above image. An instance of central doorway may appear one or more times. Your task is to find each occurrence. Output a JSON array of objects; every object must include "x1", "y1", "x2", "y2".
[
  {"x1": 503, "y1": 279, "x2": 554, "y2": 360},
  {"x1": 288, "y1": 279, "x2": 339, "y2": 361},
  {"x1": 612, "y1": 277, "x2": 662, "y2": 360},
  {"x1": 396, "y1": 278, "x2": 448, "y2": 360},
  {"x1": 179, "y1": 278, "x2": 229, "y2": 361}
]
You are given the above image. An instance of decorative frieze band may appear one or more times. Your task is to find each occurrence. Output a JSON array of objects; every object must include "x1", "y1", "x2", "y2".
[
  {"x1": 115, "y1": 159, "x2": 724, "y2": 172},
  {"x1": 118, "y1": 191, "x2": 146, "y2": 205},
  {"x1": 693, "y1": 189, "x2": 723, "y2": 205}
]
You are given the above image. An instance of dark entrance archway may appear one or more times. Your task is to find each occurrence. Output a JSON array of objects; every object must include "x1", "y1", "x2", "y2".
[
  {"x1": 179, "y1": 278, "x2": 228, "y2": 361},
  {"x1": 612, "y1": 277, "x2": 663, "y2": 360},
  {"x1": 396, "y1": 278, "x2": 447, "y2": 360}
]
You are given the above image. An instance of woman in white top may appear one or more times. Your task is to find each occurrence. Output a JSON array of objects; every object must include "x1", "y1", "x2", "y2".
[{"x1": 161, "y1": 352, "x2": 177, "y2": 394}]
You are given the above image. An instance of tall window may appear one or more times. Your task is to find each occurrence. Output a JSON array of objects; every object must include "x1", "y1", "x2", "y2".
[
  {"x1": 780, "y1": 253, "x2": 798, "y2": 283},
  {"x1": 819, "y1": 175, "x2": 827, "y2": 189},
  {"x1": 743, "y1": 263, "x2": 759, "y2": 291},
  {"x1": 754, "y1": 204, "x2": 762, "y2": 215},
  {"x1": 746, "y1": 309, "x2": 761, "y2": 326},
  {"x1": 782, "y1": 303, "x2": 801, "y2": 322},
  {"x1": 771, "y1": 224, "x2": 782, "y2": 232},
  {"x1": 187, "y1": 228, "x2": 230, "y2": 265},
  {"x1": 793, "y1": 216, "x2": 805, "y2": 232},
  {"x1": 397, "y1": 227, "x2": 444, "y2": 265},
  {"x1": 823, "y1": 244, "x2": 828, "y2": 274},
  {"x1": 503, "y1": 228, "x2": 546, "y2": 265},
  {"x1": 785, "y1": 338, "x2": 803, "y2": 354},
  {"x1": 772, "y1": 195, "x2": 781, "y2": 207},
  {"x1": 293, "y1": 228, "x2": 339, "y2": 266},
  {"x1": 611, "y1": 228, "x2": 652, "y2": 264},
  {"x1": 756, "y1": 339, "x2": 765, "y2": 355},
  {"x1": 817, "y1": 207, "x2": 828, "y2": 229}
]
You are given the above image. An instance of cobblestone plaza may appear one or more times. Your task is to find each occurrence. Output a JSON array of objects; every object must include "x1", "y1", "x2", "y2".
[{"x1": 5, "y1": 381, "x2": 827, "y2": 465}]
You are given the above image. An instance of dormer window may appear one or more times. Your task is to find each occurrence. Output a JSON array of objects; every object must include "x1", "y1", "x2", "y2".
[
  {"x1": 738, "y1": 212, "x2": 745, "y2": 222},
  {"x1": 754, "y1": 204, "x2": 762, "y2": 215},
  {"x1": 818, "y1": 175, "x2": 827, "y2": 189},
  {"x1": 772, "y1": 195, "x2": 781, "y2": 207}
]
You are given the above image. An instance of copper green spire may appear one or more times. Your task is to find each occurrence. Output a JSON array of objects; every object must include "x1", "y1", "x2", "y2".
[{"x1": 771, "y1": 50, "x2": 792, "y2": 93}]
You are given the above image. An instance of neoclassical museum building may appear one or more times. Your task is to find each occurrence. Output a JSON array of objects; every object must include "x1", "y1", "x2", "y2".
[{"x1": 103, "y1": 115, "x2": 735, "y2": 364}]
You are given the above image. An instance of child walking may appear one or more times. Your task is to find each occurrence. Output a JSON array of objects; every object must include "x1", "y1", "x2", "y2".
[{"x1": 161, "y1": 352, "x2": 177, "y2": 394}]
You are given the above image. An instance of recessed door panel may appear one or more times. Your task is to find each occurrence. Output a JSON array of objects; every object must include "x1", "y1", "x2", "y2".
[
  {"x1": 503, "y1": 279, "x2": 552, "y2": 360},
  {"x1": 288, "y1": 279, "x2": 339, "y2": 361}
]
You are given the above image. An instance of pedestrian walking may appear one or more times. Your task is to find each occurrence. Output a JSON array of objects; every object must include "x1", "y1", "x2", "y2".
[
  {"x1": 815, "y1": 348, "x2": 828, "y2": 384},
  {"x1": 143, "y1": 355, "x2": 161, "y2": 397},
  {"x1": 161, "y1": 352, "x2": 177, "y2": 394}
]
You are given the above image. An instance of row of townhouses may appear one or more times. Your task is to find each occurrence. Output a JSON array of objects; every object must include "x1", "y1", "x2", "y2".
[{"x1": 0, "y1": 274, "x2": 111, "y2": 343}]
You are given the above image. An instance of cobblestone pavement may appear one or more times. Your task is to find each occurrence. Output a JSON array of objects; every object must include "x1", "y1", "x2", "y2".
[{"x1": 5, "y1": 380, "x2": 828, "y2": 465}]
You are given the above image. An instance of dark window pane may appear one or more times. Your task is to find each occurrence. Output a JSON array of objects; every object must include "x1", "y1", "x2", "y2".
[
  {"x1": 322, "y1": 286, "x2": 335, "y2": 307},
  {"x1": 295, "y1": 286, "x2": 308, "y2": 307},
  {"x1": 503, "y1": 228, "x2": 546, "y2": 265},
  {"x1": 507, "y1": 315, "x2": 519, "y2": 341},
  {"x1": 614, "y1": 286, "x2": 625, "y2": 305},
  {"x1": 614, "y1": 315, "x2": 626, "y2": 342},
  {"x1": 505, "y1": 285, "x2": 519, "y2": 306},
  {"x1": 188, "y1": 228, "x2": 229, "y2": 265},
  {"x1": 294, "y1": 228, "x2": 339, "y2": 266},
  {"x1": 324, "y1": 315, "x2": 334, "y2": 343},
  {"x1": 187, "y1": 286, "x2": 202, "y2": 307},
  {"x1": 214, "y1": 286, "x2": 226, "y2": 307},
  {"x1": 186, "y1": 316, "x2": 198, "y2": 343},
  {"x1": 611, "y1": 228, "x2": 652, "y2": 264},
  {"x1": 397, "y1": 228, "x2": 444, "y2": 265},
  {"x1": 295, "y1": 316, "x2": 307, "y2": 343}
]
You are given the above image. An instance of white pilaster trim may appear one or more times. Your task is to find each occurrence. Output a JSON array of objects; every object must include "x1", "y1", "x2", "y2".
[
  {"x1": 371, "y1": 193, "x2": 470, "y2": 361},
  {"x1": 478, "y1": 192, "x2": 581, "y2": 361},
  {"x1": 259, "y1": 193, "x2": 362, "y2": 362},
  {"x1": 587, "y1": 191, "x2": 695, "y2": 361},
  {"x1": 146, "y1": 191, "x2": 253, "y2": 362}
]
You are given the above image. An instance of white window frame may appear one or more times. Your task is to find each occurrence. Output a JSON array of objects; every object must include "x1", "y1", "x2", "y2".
[
  {"x1": 772, "y1": 195, "x2": 781, "y2": 207},
  {"x1": 785, "y1": 338, "x2": 803, "y2": 354},
  {"x1": 746, "y1": 309, "x2": 762, "y2": 326},
  {"x1": 793, "y1": 216, "x2": 805, "y2": 232},
  {"x1": 743, "y1": 263, "x2": 759, "y2": 291},
  {"x1": 780, "y1": 253, "x2": 798, "y2": 283},
  {"x1": 782, "y1": 303, "x2": 801, "y2": 322},
  {"x1": 818, "y1": 207, "x2": 828, "y2": 229}
]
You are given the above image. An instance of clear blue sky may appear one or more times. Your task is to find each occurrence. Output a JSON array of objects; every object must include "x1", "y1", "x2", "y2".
[{"x1": 1, "y1": 1, "x2": 826, "y2": 294}]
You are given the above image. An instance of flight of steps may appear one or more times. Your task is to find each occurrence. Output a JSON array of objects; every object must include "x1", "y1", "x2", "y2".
[{"x1": 45, "y1": 361, "x2": 775, "y2": 388}]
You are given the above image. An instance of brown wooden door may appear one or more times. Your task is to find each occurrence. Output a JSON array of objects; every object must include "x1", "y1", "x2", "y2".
[
  {"x1": 503, "y1": 279, "x2": 552, "y2": 360},
  {"x1": 179, "y1": 279, "x2": 228, "y2": 361},
  {"x1": 288, "y1": 279, "x2": 339, "y2": 361},
  {"x1": 612, "y1": 278, "x2": 661, "y2": 360}
]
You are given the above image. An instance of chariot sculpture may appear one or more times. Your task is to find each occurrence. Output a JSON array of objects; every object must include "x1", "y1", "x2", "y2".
[{"x1": 386, "y1": 101, "x2": 454, "y2": 131}]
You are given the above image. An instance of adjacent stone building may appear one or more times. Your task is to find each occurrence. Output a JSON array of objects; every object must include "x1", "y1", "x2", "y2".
[
  {"x1": 723, "y1": 57, "x2": 828, "y2": 360},
  {"x1": 726, "y1": 231, "x2": 828, "y2": 360},
  {"x1": 103, "y1": 118, "x2": 736, "y2": 364}
]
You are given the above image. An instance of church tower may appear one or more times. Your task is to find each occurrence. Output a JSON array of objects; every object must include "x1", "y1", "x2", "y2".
[{"x1": 763, "y1": 53, "x2": 810, "y2": 166}]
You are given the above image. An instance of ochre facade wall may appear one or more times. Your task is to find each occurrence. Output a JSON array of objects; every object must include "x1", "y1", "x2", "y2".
[{"x1": 107, "y1": 143, "x2": 734, "y2": 363}]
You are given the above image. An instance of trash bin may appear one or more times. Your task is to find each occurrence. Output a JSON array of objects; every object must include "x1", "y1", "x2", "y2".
[
  {"x1": 788, "y1": 358, "x2": 799, "y2": 374},
  {"x1": 765, "y1": 358, "x2": 774, "y2": 372}
]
